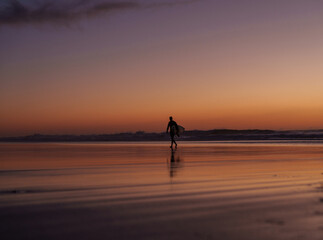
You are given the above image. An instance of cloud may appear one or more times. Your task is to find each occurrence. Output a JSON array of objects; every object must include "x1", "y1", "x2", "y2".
[
  {"x1": 0, "y1": 0, "x2": 198, "y2": 27},
  {"x1": 0, "y1": 0, "x2": 139, "y2": 26}
]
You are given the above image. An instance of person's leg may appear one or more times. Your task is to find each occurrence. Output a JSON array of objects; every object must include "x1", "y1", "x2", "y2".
[{"x1": 170, "y1": 134, "x2": 174, "y2": 148}]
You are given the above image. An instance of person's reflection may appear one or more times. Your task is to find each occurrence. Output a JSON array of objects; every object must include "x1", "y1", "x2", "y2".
[{"x1": 167, "y1": 149, "x2": 182, "y2": 178}]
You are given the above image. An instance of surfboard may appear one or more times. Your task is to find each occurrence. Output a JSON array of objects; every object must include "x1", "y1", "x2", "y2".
[{"x1": 176, "y1": 125, "x2": 185, "y2": 137}]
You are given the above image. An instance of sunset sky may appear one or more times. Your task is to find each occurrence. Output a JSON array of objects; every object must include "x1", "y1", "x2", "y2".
[{"x1": 1, "y1": 0, "x2": 323, "y2": 136}]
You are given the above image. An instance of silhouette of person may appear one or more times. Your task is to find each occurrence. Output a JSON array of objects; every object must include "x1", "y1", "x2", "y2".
[{"x1": 166, "y1": 116, "x2": 179, "y2": 149}]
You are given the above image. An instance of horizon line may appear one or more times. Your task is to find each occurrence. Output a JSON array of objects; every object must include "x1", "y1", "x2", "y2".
[{"x1": 2, "y1": 128, "x2": 323, "y2": 139}]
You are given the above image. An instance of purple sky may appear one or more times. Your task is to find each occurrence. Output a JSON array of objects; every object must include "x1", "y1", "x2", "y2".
[{"x1": 1, "y1": 0, "x2": 323, "y2": 136}]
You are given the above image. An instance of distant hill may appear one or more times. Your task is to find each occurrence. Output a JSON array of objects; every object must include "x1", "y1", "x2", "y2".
[{"x1": 1, "y1": 129, "x2": 323, "y2": 142}]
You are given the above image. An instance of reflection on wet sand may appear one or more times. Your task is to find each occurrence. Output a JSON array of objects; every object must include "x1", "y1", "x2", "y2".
[
  {"x1": 0, "y1": 142, "x2": 323, "y2": 240},
  {"x1": 167, "y1": 149, "x2": 183, "y2": 178}
]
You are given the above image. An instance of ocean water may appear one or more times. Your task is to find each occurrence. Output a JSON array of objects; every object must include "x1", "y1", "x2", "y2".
[{"x1": 0, "y1": 141, "x2": 323, "y2": 240}]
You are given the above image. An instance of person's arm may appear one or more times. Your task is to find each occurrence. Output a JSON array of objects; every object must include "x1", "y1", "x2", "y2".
[{"x1": 166, "y1": 122, "x2": 169, "y2": 133}]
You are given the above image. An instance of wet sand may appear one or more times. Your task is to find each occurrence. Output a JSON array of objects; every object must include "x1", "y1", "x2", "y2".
[{"x1": 0, "y1": 142, "x2": 323, "y2": 240}]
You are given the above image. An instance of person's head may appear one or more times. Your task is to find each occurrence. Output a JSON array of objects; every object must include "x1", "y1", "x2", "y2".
[{"x1": 169, "y1": 116, "x2": 173, "y2": 121}]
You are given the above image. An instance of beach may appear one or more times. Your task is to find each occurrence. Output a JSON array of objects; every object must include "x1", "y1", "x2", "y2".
[{"x1": 0, "y1": 142, "x2": 323, "y2": 240}]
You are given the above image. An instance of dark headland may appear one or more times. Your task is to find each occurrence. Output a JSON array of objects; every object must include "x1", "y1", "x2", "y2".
[{"x1": 1, "y1": 129, "x2": 323, "y2": 142}]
